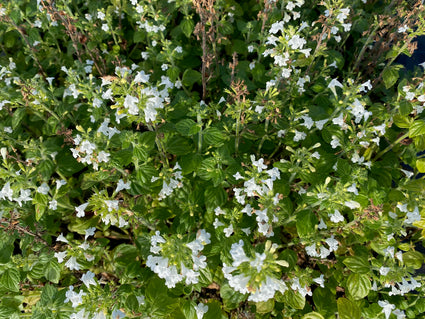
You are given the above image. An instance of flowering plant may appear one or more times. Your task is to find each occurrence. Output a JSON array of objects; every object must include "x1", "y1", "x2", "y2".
[{"x1": 1, "y1": 0, "x2": 425, "y2": 318}]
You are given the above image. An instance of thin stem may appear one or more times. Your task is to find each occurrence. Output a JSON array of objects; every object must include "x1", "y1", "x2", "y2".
[{"x1": 373, "y1": 132, "x2": 410, "y2": 162}]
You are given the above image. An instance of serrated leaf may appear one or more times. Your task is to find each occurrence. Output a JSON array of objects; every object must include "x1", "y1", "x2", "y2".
[
  {"x1": 284, "y1": 289, "x2": 305, "y2": 310},
  {"x1": 403, "y1": 251, "x2": 424, "y2": 269},
  {"x1": 175, "y1": 119, "x2": 198, "y2": 136},
  {"x1": 1, "y1": 268, "x2": 20, "y2": 292},
  {"x1": 337, "y1": 298, "x2": 361, "y2": 319},
  {"x1": 410, "y1": 120, "x2": 425, "y2": 138},
  {"x1": 180, "y1": 19, "x2": 194, "y2": 38},
  {"x1": 343, "y1": 256, "x2": 370, "y2": 274},
  {"x1": 256, "y1": 299, "x2": 274, "y2": 313},
  {"x1": 296, "y1": 210, "x2": 317, "y2": 238},
  {"x1": 416, "y1": 158, "x2": 425, "y2": 173},
  {"x1": 346, "y1": 273, "x2": 370, "y2": 300},
  {"x1": 44, "y1": 259, "x2": 60, "y2": 283},
  {"x1": 302, "y1": 312, "x2": 325, "y2": 319},
  {"x1": 203, "y1": 127, "x2": 227, "y2": 147},
  {"x1": 182, "y1": 69, "x2": 202, "y2": 87},
  {"x1": 382, "y1": 65, "x2": 401, "y2": 89},
  {"x1": 126, "y1": 294, "x2": 140, "y2": 312}
]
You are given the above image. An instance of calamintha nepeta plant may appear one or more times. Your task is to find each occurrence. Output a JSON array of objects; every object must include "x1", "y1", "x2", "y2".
[{"x1": 1, "y1": 0, "x2": 425, "y2": 318}]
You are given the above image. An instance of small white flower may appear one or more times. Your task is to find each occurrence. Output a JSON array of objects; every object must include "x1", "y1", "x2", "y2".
[
  {"x1": 81, "y1": 271, "x2": 96, "y2": 287},
  {"x1": 329, "y1": 209, "x2": 344, "y2": 223},
  {"x1": 49, "y1": 199, "x2": 57, "y2": 210},
  {"x1": 75, "y1": 203, "x2": 89, "y2": 218},
  {"x1": 224, "y1": 224, "x2": 234, "y2": 237},
  {"x1": 37, "y1": 183, "x2": 50, "y2": 195},
  {"x1": 54, "y1": 251, "x2": 67, "y2": 263},
  {"x1": 378, "y1": 300, "x2": 395, "y2": 319},
  {"x1": 194, "y1": 303, "x2": 208, "y2": 319},
  {"x1": 65, "y1": 256, "x2": 81, "y2": 271},
  {"x1": 398, "y1": 25, "x2": 408, "y2": 33}
]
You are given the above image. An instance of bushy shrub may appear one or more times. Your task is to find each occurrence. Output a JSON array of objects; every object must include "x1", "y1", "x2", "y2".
[{"x1": 1, "y1": 0, "x2": 425, "y2": 318}]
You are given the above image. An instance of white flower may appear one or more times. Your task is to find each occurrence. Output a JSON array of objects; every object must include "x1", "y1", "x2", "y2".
[
  {"x1": 313, "y1": 274, "x2": 325, "y2": 288},
  {"x1": 37, "y1": 183, "x2": 50, "y2": 195},
  {"x1": 134, "y1": 70, "x2": 150, "y2": 83},
  {"x1": 269, "y1": 21, "x2": 284, "y2": 34},
  {"x1": 116, "y1": 179, "x2": 131, "y2": 193},
  {"x1": 288, "y1": 35, "x2": 306, "y2": 50},
  {"x1": 65, "y1": 286, "x2": 86, "y2": 308},
  {"x1": 293, "y1": 130, "x2": 306, "y2": 142},
  {"x1": 97, "y1": 11, "x2": 105, "y2": 20},
  {"x1": 378, "y1": 300, "x2": 395, "y2": 319},
  {"x1": 54, "y1": 251, "x2": 67, "y2": 263},
  {"x1": 251, "y1": 155, "x2": 267, "y2": 172},
  {"x1": 405, "y1": 206, "x2": 421, "y2": 224},
  {"x1": 318, "y1": 219, "x2": 327, "y2": 230},
  {"x1": 329, "y1": 209, "x2": 344, "y2": 223},
  {"x1": 75, "y1": 203, "x2": 89, "y2": 218},
  {"x1": 325, "y1": 235, "x2": 339, "y2": 252},
  {"x1": 398, "y1": 25, "x2": 408, "y2": 33},
  {"x1": 328, "y1": 78, "x2": 343, "y2": 90},
  {"x1": 300, "y1": 115, "x2": 314, "y2": 129},
  {"x1": 57, "y1": 233, "x2": 69, "y2": 243},
  {"x1": 379, "y1": 266, "x2": 390, "y2": 276},
  {"x1": 65, "y1": 256, "x2": 81, "y2": 271},
  {"x1": 224, "y1": 224, "x2": 234, "y2": 237},
  {"x1": 124, "y1": 94, "x2": 139, "y2": 115},
  {"x1": 315, "y1": 119, "x2": 328, "y2": 130},
  {"x1": 81, "y1": 271, "x2": 97, "y2": 287},
  {"x1": 194, "y1": 303, "x2": 208, "y2": 319},
  {"x1": 84, "y1": 227, "x2": 96, "y2": 240},
  {"x1": 330, "y1": 136, "x2": 340, "y2": 148}
]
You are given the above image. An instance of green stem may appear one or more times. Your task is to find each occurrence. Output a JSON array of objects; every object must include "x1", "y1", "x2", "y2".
[
  {"x1": 235, "y1": 113, "x2": 241, "y2": 156},
  {"x1": 197, "y1": 112, "x2": 203, "y2": 153},
  {"x1": 373, "y1": 132, "x2": 410, "y2": 162},
  {"x1": 257, "y1": 118, "x2": 269, "y2": 156}
]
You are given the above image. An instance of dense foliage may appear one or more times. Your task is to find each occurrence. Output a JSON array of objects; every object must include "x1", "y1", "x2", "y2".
[{"x1": 1, "y1": 0, "x2": 425, "y2": 318}]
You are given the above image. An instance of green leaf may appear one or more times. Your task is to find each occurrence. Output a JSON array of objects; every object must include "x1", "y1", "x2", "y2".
[
  {"x1": 179, "y1": 153, "x2": 202, "y2": 174},
  {"x1": 256, "y1": 299, "x2": 274, "y2": 313},
  {"x1": 302, "y1": 312, "x2": 325, "y2": 319},
  {"x1": 382, "y1": 64, "x2": 402, "y2": 89},
  {"x1": 29, "y1": 262, "x2": 45, "y2": 280},
  {"x1": 133, "y1": 31, "x2": 145, "y2": 43},
  {"x1": 393, "y1": 114, "x2": 412, "y2": 128},
  {"x1": 283, "y1": 289, "x2": 305, "y2": 310},
  {"x1": 313, "y1": 287, "x2": 337, "y2": 316},
  {"x1": 12, "y1": 108, "x2": 26, "y2": 129},
  {"x1": 40, "y1": 284, "x2": 57, "y2": 306},
  {"x1": 56, "y1": 150, "x2": 85, "y2": 177},
  {"x1": 403, "y1": 251, "x2": 424, "y2": 269},
  {"x1": 166, "y1": 135, "x2": 193, "y2": 155},
  {"x1": 296, "y1": 210, "x2": 318, "y2": 238},
  {"x1": 220, "y1": 284, "x2": 246, "y2": 310},
  {"x1": 0, "y1": 238, "x2": 14, "y2": 264},
  {"x1": 204, "y1": 186, "x2": 227, "y2": 211},
  {"x1": 175, "y1": 119, "x2": 199, "y2": 136},
  {"x1": 410, "y1": 120, "x2": 425, "y2": 138},
  {"x1": 343, "y1": 256, "x2": 370, "y2": 274},
  {"x1": 417, "y1": 158, "x2": 425, "y2": 173},
  {"x1": 125, "y1": 294, "x2": 140, "y2": 312},
  {"x1": 346, "y1": 273, "x2": 371, "y2": 300},
  {"x1": 44, "y1": 259, "x2": 60, "y2": 283},
  {"x1": 203, "y1": 127, "x2": 227, "y2": 147},
  {"x1": 133, "y1": 145, "x2": 148, "y2": 162},
  {"x1": 180, "y1": 19, "x2": 194, "y2": 38},
  {"x1": 113, "y1": 148, "x2": 133, "y2": 166},
  {"x1": 1, "y1": 268, "x2": 20, "y2": 292},
  {"x1": 182, "y1": 69, "x2": 202, "y2": 87},
  {"x1": 337, "y1": 298, "x2": 361, "y2": 319},
  {"x1": 204, "y1": 300, "x2": 226, "y2": 319}
]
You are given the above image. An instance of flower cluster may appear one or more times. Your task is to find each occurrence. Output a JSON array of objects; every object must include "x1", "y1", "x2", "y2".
[{"x1": 147, "y1": 229, "x2": 210, "y2": 288}]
